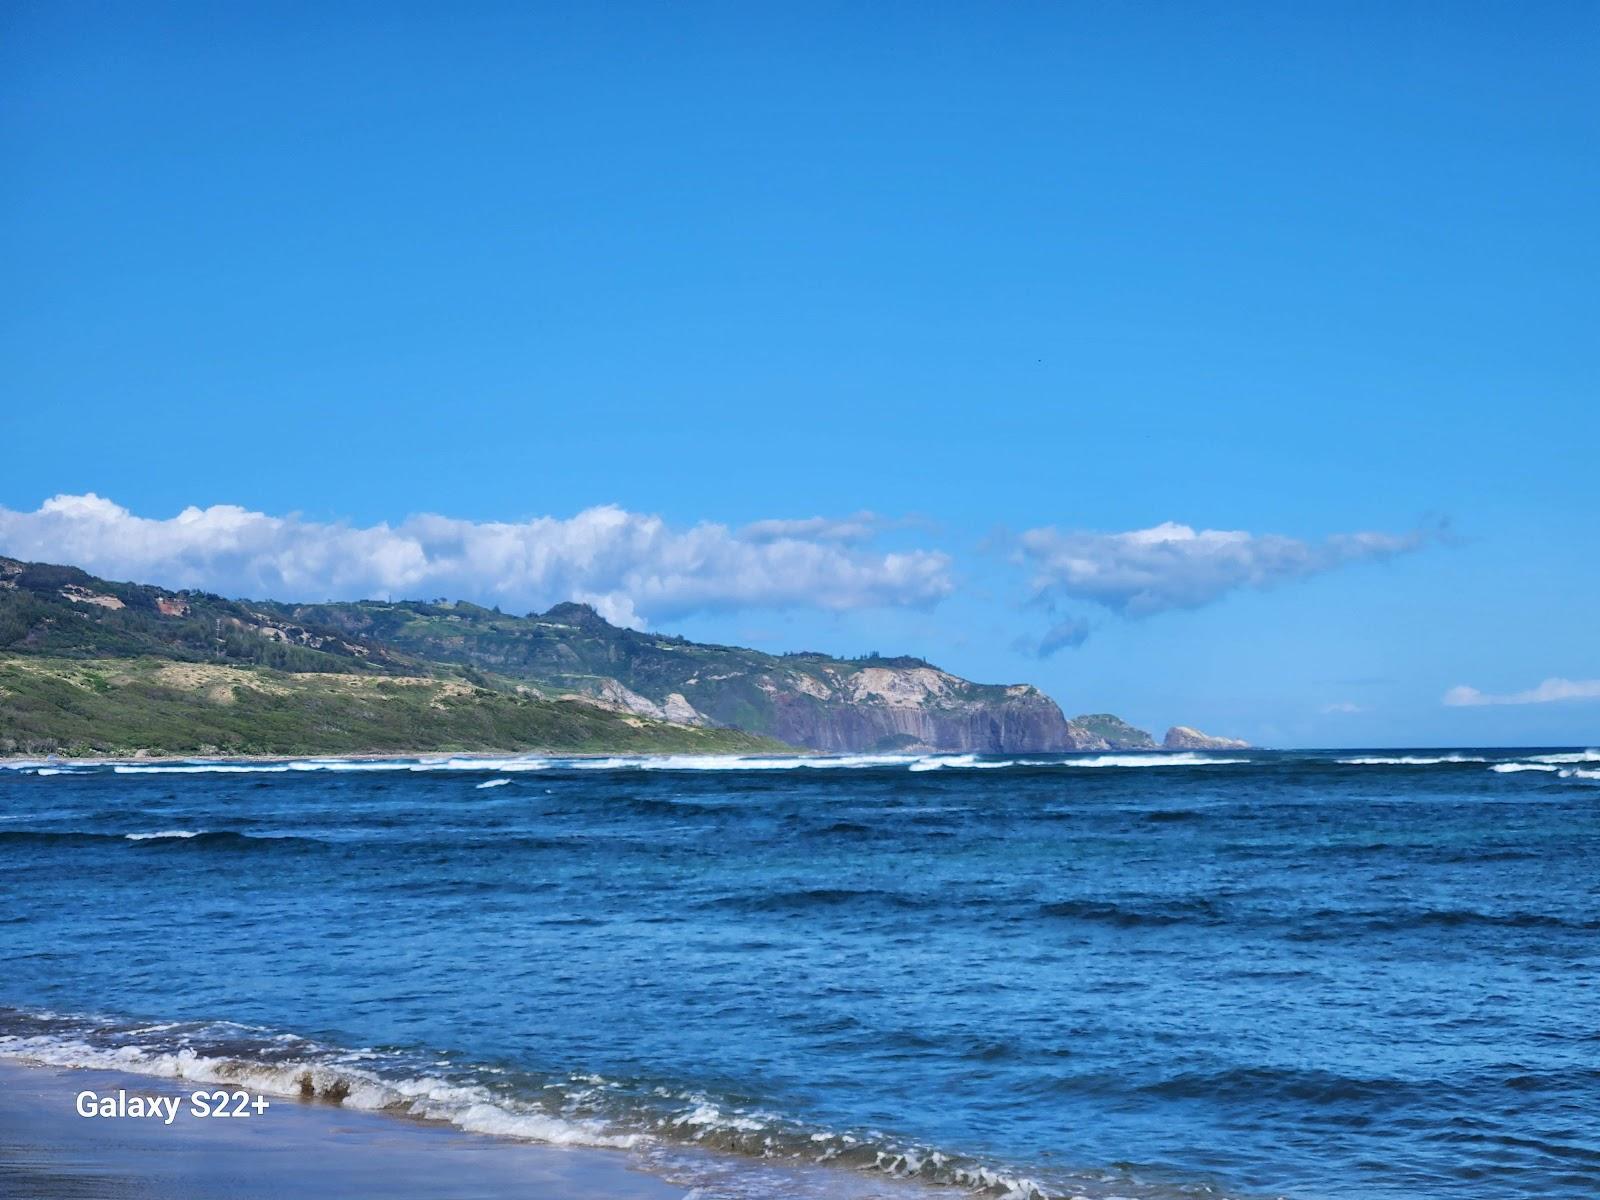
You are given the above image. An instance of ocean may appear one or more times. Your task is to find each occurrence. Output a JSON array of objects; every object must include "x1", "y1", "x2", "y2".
[{"x1": 2, "y1": 749, "x2": 1597, "y2": 1199}]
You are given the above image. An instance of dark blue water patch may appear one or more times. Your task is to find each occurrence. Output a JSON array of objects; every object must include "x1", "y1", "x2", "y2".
[
  {"x1": 1036, "y1": 898, "x2": 1230, "y2": 927},
  {"x1": 2, "y1": 748, "x2": 1598, "y2": 1200}
]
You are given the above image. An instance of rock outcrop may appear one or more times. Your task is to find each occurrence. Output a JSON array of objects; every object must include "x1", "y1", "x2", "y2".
[
  {"x1": 1072, "y1": 713, "x2": 1158, "y2": 749},
  {"x1": 754, "y1": 669, "x2": 1106, "y2": 753},
  {"x1": 1163, "y1": 725, "x2": 1251, "y2": 750}
]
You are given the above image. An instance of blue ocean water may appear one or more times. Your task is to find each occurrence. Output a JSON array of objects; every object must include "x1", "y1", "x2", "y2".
[{"x1": 2, "y1": 749, "x2": 1598, "y2": 1199}]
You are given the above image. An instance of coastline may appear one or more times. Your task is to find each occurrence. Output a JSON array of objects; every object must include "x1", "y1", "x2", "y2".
[
  {"x1": 0, "y1": 748, "x2": 814, "y2": 767},
  {"x1": 0, "y1": 1057, "x2": 949, "y2": 1200},
  {"x1": 0, "y1": 1059, "x2": 683, "y2": 1200}
]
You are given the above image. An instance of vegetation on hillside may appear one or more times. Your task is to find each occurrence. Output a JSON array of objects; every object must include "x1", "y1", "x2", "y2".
[
  {"x1": 0, "y1": 656, "x2": 782, "y2": 758},
  {"x1": 0, "y1": 557, "x2": 412, "y2": 674},
  {"x1": 0, "y1": 555, "x2": 1097, "y2": 755},
  {"x1": 259, "y1": 597, "x2": 1023, "y2": 733},
  {"x1": 1071, "y1": 712, "x2": 1158, "y2": 749}
]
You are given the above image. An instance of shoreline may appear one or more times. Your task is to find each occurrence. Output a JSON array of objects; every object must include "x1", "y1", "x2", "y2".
[
  {"x1": 0, "y1": 1057, "x2": 947, "y2": 1200},
  {"x1": 0, "y1": 1058, "x2": 683, "y2": 1199},
  {"x1": 0, "y1": 748, "x2": 818, "y2": 767}
]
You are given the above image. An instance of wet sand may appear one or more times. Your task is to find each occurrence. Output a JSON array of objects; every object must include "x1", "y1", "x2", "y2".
[{"x1": 0, "y1": 1060, "x2": 683, "y2": 1199}]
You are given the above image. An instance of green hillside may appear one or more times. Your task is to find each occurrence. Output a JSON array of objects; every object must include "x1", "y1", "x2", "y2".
[{"x1": 0, "y1": 656, "x2": 779, "y2": 758}]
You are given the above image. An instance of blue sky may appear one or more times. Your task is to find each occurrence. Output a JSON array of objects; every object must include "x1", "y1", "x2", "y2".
[{"x1": 3, "y1": 2, "x2": 1595, "y2": 746}]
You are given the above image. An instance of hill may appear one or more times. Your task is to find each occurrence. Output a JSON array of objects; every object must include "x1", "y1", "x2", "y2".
[
  {"x1": 255, "y1": 597, "x2": 1106, "y2": 752},
  {"x1": 1071, "y1": 713, "x2": 1159, "y2": 749},
  {"x1": 1, "y1": 555, "x2": 1117, "y2": 755},
  {"x1": 0, "y1": 656, "x2": 779, "y2": 758}
]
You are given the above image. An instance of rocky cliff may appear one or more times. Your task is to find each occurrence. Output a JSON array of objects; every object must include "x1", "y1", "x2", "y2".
[{"x1": 747, "y1": 665, "x2": 1101, "y2": 753}]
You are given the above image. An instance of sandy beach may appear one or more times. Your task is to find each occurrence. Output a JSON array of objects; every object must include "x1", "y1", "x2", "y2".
[{"x1": 0, "y1": 1060, "x2": 683, "y2": 1200}]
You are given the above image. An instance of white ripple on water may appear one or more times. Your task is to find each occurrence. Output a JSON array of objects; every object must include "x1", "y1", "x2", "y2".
[
  {"x1": 1525, "y1": 749, "x2": 1600, "y2": 764},
  {"x1": 1337, "y1": 755, "x2": 1490, "y2": 766},
  {"x1": 908, "y1": 755, "x2": 1017, "y2": 772},
  {"x1": 1051, "y1": 753, "x2": 1251, "y2": 768}
]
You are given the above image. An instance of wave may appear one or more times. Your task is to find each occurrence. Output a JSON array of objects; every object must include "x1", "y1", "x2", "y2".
[
  {"x1": 0, "y1": 1009, "x2": 1055, "y2": 1199},
  {"x1": 114, "y1": 762, "x2": 294, "y2": 774},
  {"x1": 45, "y1": 750, "x2": 1251, "y2": 777},
  {"x1": 27, "y1": 748, "x2": 1600, "y2": 780},
  {"x1": 475, "y1": 777, "x2": 512, "y2": 789},
  {"x1": 908, "y1": 754, "x2": 1016, "y2": 772},
  {"x1": 1290, "y1": 906, "x2": 1600, "y2": 936},
  {"x1": 624, "y1": 754, "x2": 921, "y2": 771},
  {"x1": 1338, "y1": 754, "x2": 1490, "y2": 766},
  {"x1": 1526, "y1": 749, "x2": 1600, "y2": 764},
  {"x1": 1141, "y1": 1064, "x2": 1415, "y2": 1105},
  {"x1": 0, "y1": 829, "x2": 319, "y2": 849},
  {"x1": 1054, "y1": 753, "x2": 1250, "y2": 768},
  {"x1": 1492, "y1": 762, "x2": 1600, "y2": 782},
  {"x1": 1038, "y1": 897, "x2": 1226, "y2": 927},
  {"x1": 0, "y1": 1023, "x2": 635, "y2": 1151},
  {"x1": 719, "y1": 886, "x2": 927, "y2": 914},
  {"x1": 111, "y1": 756, "x2": 556, "y2": 776}
]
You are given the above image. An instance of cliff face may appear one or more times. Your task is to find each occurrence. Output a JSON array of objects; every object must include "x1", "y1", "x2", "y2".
[
  {"x1": 751, "y1": 668, "x2": 1105, "y2": 753},
  {"x1": 1163, "y1": 725, "x2": 1251, "y2": 750}
]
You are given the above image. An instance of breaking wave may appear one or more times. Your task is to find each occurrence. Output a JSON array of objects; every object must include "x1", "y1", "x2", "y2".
[
  {"x1": 1524, "y1": 750, "x2": 1600, "y2": 764},
  {"x1": 33, "y1": 751, "x2": 1258, "y2": 777},
  {"x1": 908, "y1": 755, "x2": 1016, "y2": 771},
  {"x1": 1055, "y1": 753, "x2": 1250, "y2": 768},
  {"x1": 1338, "y1": 755, "x2": 1490, "y2": 766},
  {"x1": 0, "y1": 1009, "x2": 1056, "y2": 1199}
]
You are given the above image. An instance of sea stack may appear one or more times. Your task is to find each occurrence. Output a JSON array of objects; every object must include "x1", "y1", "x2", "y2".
[{"x1": 1163, "y1": 725, "x2": 1251, "y2": 750}]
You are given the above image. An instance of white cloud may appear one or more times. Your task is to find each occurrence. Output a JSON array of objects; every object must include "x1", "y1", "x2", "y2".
[
  {"x1": 1018, "y1": 521, "x2": 1430, "y2": 617},
  {"x1": 1321, "y1": 701, "x2": 1365, "y2": 715},
  {"x1": 0, "y1": 494, "x2": 954, "y2": 629},
  {"x1": 1443, "y1": 678, "x2": 1600, "y2": 707}
]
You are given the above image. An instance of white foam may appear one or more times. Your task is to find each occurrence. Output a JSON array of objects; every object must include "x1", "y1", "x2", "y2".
[
  {"x1": 1490, "y1": 763, "x2": 1559, "y2": 774},
  {"x1": 288, "y1": 759, "x2": 415, "y2": 772},
  {"x1": 557, "y1": 754, "x2": 921, "y2": 772},
  {"x1": 1560, "y1": 767, "x2": 1600, "y2": 781},
  {"x1": 673, "y1": 1100, "x2": 768, "y2": 1133},
  {"x1": 1058, "y1": 753, "x2": 1250, "y2": 768},
  {"x1": 123, "y1": 830, "x2": 203, "y2": 840},
  {"x1": 909, "y1": 754, "x2": 1016, "y2": 771},
  {"x1": 425, "y1": 757, "x2": 552, "y2": 772},
  {"x1": 0, "y1": 1035, "x2": 640, "y2": 1150},
  {"x1": 1338, "y1": 755, "x2": 1489, "y2": 766},
  {"x1": 114, "y1": 763, "x2": 292, "y2": 774},
  {"x1": 1526, "y1": 749, "x2": 1600, "y2": 765},
  {"x1": 475, "y1": 778, "x2": 511, "y2": 789}
]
